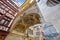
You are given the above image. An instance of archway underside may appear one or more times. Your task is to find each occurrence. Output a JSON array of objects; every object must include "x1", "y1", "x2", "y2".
[{"x1": 13, "y1": 13, "x2": 40, "y2": 33}]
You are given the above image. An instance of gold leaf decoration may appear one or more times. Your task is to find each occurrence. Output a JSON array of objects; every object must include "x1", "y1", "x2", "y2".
[{"x1": 13, "y1": 13, "x2": 41, "y2": 33}]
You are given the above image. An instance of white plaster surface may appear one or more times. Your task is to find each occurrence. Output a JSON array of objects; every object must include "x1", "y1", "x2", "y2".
[
  {"x1": 37, "y1": 0, "x2": 60, "y2": 33},
  {"x1": 36, "y1": 0, "x2": 60, "y2": 40}
]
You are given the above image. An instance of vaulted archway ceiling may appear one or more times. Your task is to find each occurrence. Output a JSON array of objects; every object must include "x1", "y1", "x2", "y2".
[{"x1": 13, "y1": 13, "x2": 40, "y2": 33}]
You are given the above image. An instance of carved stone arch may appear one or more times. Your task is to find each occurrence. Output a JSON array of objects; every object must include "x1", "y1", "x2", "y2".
[{"x1": 13, "y1": 13, "x2": 41, "y2": 33}]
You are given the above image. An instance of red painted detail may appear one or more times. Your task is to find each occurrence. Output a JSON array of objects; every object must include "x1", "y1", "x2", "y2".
[
  {"x1": 0, "y1": 1, "x2": 16, "y2": 13},
  {"x1": 2, "y1": 0, "x2": 18, "y2": 12},
  {"x1": 0, "y1": 13, "x2": 6, "y2": 20},
  {"x1": 8, "y1": 0, "x2": 19, "y2": 9},
  {"x1": 0, "y1": 6, "x2": 15, "y2": 17},
  {"x1": 0, "y1": 30, "x2": 9, "y2": 40}
]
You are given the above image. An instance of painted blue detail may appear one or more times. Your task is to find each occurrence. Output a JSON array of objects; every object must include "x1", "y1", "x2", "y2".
[
  {"x1": 14, "y1": 0, "x2": 26, "y2": 7},
  {"x1": 14, "y1": 0, "x2": 25, "y2": 3},
  {"x1": 42, "y1": 22, "x2": 59, "y2": 40},
  {"x1": 45, "y1": 37, "x2": 54, "y2": 40}
]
